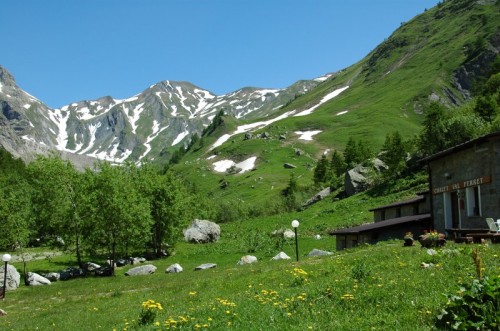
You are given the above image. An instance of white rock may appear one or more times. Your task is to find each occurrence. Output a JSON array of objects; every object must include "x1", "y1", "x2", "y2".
[
  {"x1": 271, "y1": 252, "x2": 291, "y2": 260},
  {"x1": 166, "y1": 263, "x2": 183, "y2": 273},
  {"x1": 0, "y1": 264, "x2": 20, "y2": 290},
  {"x1": 27, "y1": 272, "x2": 51, "y2": 286},
  {"x1": 125, "y1": 264, "x2": 157, "y2": 276},
  {"x1": 194, "y1": 263, "x2": 217, "y2": 271},
  {"x1": 283, "y1": 229, "x2": 296, "y2": 239},
  {"x1": 184, "y1": 219, "x2": 221, "y2": 243},
  {"x1": 237, "y1": 255, "x2": 258, "y2": 265},
  {"x1": 307, "y1": 249, "x2": 333, "y2": 257},
  {"x1": 44, "y1": 272, "x2": 60, "y2": 281}
]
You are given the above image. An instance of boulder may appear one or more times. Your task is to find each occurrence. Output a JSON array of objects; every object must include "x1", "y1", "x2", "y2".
[
  {"x1": 129, "y1": 257, "x2": 146, "y2": 265},
  {"x1": 0, "y1": 264, "x2": 20, "y2": 290},
  {"x1": 116, "y1": 259, "x2": 128, "y2": 267},
  {"x1": 345, "y1": 164, "x2": 370, "y2": 196},
  {"x1": 372, "y1": 158, "x2": 388, "y2": 172},
  {"x1": 284, "y1": 163, "x2": 296, "y2": 169},
  {"x1": 94, "y1": 266, "x2": 113, "y2": 277},
  {"x1": 303, "y1": 187, "x2": 331, "y2": 207},
  {"x1": 27, "y1": 272, "x2": 51, "y2": 286},
  {"x1": 243, "y1": 133, "x2": 253, "y2": 140},
  {"x1": 307, "y1": 249, "x2": 334, "y2": 257},
  {"x1": 237, "y1": 255, "x2": 258, "y2": 265},
  {"x1": 271, "y1": 229, "x2": 295, "y2": 239},
  {"x1": 194, "y1": 263, "x2": 217, "y2": 271},
  {"x1": 314, "y1": 234, "x2": 322, "y2": 240},
  {"x1": 294, "y1": 148, "x2": 304, "y2": 156},
  {"x1": 166, "y1": 263, "x2": 183, "y2": 273},
  {"x1": 83, "y1": 262, "x2": 101, "y2": 272},
  {"x1": 283, "y1": 229, "x2": 296, "y2": 239},
  {"x1": 125, "y1": 264, "x2": 157, "y2": 276},
  {"x1": 271, "y1": 252, "x2": 291, "y2": 260},
  {"x1": 345, "y1": 159, "x2": 387, "y2": 196},
  {"x1": 0, "y1": 308, "x2": 6, "y2": 316},
  {"x1": 43, "y1": 272, "x2": 60, "y2": 282},
  {"x1": 59, "y1": 267, "x2": 85, "y2": 281},
  {"x1": 184, "y1": 219, "x2": 221, "y2": 243}
]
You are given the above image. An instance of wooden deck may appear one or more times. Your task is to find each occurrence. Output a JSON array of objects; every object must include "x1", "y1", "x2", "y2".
[
  {"x1": 446, "y1": 228, "x2": 490, "y2": 238},
  {"x1": 464, "y1": 232, "x2": 500, "y2": 243}
]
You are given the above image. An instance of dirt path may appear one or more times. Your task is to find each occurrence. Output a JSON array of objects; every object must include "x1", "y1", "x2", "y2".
[{"x1": 9, "y1": 251, "x2": 63, "y2": 263}]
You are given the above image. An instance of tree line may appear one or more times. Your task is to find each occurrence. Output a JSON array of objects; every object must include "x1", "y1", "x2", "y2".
[{"x1": 0, "y1": 154, "x2": 214, "y2": 273}]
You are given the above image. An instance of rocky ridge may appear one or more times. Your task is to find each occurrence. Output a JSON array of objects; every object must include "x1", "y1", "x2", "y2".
[{"x1": 0, "y1": 65, "x2": 325, "y2": 167}]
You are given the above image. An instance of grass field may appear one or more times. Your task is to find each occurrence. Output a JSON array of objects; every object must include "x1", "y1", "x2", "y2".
[{"x1": 1, "y1": 222, "x2": 500, "y2": 330}]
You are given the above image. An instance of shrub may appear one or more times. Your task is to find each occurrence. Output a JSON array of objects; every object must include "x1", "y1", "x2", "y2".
[
  {"x1": 352, "y1": 259, "x2": 372, "y2": 281},
  {"x1": 435, "y1": 248, "x2": 500, "y2": 330},
  {"x1": 435, "y1": 276, "x2": 500, "y2": 330}
]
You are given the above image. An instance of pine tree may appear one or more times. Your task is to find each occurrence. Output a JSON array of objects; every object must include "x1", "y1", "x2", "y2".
[
  {"x1": 381, "y1": 131, "x2": 406, "y2": 179},
  {"x1": 313, "y1": 155, "x2": 329, "y2": 185},
  {"x1": 330, "y1": 150, "x2": 346, "y2": 177}
]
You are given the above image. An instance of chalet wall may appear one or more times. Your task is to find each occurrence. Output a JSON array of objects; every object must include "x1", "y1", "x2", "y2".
[{"x1": 429, "y1": 138, "x2": 500, "y2": 232}]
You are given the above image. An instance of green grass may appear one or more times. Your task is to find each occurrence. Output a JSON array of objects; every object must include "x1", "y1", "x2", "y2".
[
  {"x1": 0, "y1": 178, "x2": 497, "y2": 330},
  {"x1": 2, "y1": 238, "x2": 500, "y2": 330}
]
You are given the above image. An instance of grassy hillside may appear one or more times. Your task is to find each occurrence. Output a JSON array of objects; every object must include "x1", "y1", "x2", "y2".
[
  {"x1": 169, "y1": 0, "x2": 500, "y2": 208},
  {"x1": 2, "y1": 165, "x2": 499, "y2": 330},
  {"x1": 2, "y1": 230, "x2": 499, "y2": 330}
]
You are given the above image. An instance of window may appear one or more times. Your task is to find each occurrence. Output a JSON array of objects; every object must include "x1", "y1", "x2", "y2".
[
  {"x1": 395, "y1": 208, "x2": 401, "y2": 218},
  {"x1": 466, "y1": 186, "x2": 481, "y2": 216},
  {"x1": 380, "y1": 210, "x2": 386, "y2": 221}
]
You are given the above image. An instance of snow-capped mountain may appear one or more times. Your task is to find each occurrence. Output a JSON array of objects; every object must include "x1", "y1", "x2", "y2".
[{"x1": 0, "y1": 65, "x2": 324, "y2": 165}]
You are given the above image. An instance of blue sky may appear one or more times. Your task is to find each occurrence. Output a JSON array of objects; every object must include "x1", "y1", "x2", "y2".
[{"x1": 2, "y1": 0, "x2": 439, "y2": 108}]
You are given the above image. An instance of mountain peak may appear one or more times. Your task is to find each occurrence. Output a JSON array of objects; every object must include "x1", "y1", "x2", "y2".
[{"x1": 0, "y1": 65, "x2": 16, "y2": 87}]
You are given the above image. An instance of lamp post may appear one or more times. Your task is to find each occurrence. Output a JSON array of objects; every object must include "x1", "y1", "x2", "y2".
[
  {"x1": 291, "y1": 220, "x2": 300, "y2": 262},
  {"x1": 2, "y1": 254, "x2": 11, "y2": 301}
]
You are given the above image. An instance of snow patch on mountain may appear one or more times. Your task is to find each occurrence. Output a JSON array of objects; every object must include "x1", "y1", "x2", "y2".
[
  {"x1": 46, "y1": 108, "x2": 70, "y2": 150},
  {"x1": 176, "y1": 86, "x2": 190, "y2": 113},
  {"x1": 212, "y1": 156, "x2": 256, "y2": 173},
  {"x1": 294, "y1": 86, "x2": 349, "y2": 117},
  {"x1": 172, "y1": 129, "x2": 190, "y2": 146},
  {"x1": 208, "y1": 86, "x2": 347, "y2": 151},
  {"x1": 23, "y1": 90, "x2": 40, "y2": 103},
  {"x1": 127, "y1": 103, "x2": 145, "y2": 134},
  {"x1": 210, "y1": 110, "x2": 295, "y2": 150},
  {"x1": 295, "y1": 130, "x2": 322, "y2": 141},
  {"x1": 140, "y1": 121, "x2": 169, "y2": 159},
  {"x1": 314, "y1": 73, "x2": 334, "y2": 82},
  {"x1": 114, "y1": 95, "x2": 139, "y2": 104},
  {"x1": 337, "y1": 110, "x2": 348, "y2": 116},
  {"x1": 78, "y1": 122, "x2": 101, "y2": 154}
]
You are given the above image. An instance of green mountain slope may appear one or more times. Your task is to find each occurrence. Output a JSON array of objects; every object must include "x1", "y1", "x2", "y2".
[{"x1": 170, "y1": 0, "x2": 500, "y2": 208}]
